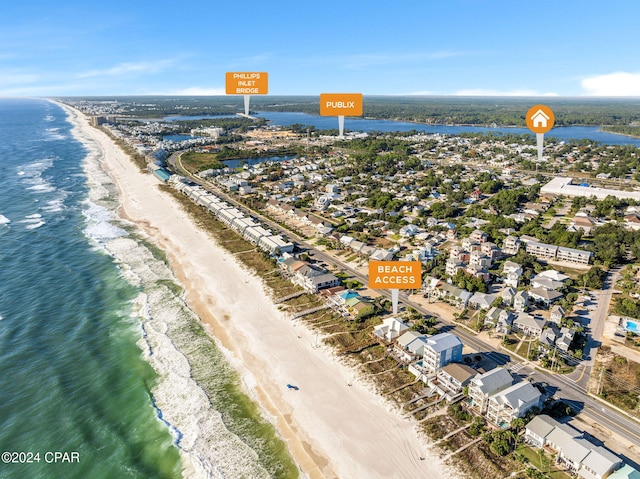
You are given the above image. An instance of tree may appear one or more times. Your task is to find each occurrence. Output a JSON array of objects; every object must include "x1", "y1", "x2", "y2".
[
  {"x1": 510, "y1": 417, "x2": 526, "y2": 431},
  {"x1": 490, "y1": 438, "x2": 511, "y2": 456}
]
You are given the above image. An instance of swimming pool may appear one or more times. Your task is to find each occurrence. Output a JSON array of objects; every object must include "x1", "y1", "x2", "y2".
[{"x1": 625, "y1": 319, "x2": 640, "y2": 333}]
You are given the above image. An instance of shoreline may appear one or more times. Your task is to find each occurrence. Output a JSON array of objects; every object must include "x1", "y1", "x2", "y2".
[
  {"x1": 599, "y1": 126, "x2": 640, "y2": 139},
  {"x1": 57, "y1": 100, "x2": 457, "y2": 479}
]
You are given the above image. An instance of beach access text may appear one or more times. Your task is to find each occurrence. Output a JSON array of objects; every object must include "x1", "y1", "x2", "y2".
[{"x1": 368, "y1": 261, "x2": 422, "y2": 289}]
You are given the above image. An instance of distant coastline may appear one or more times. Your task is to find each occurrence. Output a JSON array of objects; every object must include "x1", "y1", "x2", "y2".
[{"x1": 600, "y1": 125, "x2": 640, "y2": 139}]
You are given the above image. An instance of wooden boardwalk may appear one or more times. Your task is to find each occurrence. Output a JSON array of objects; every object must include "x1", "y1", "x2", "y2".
[
  {"x1": 292, "y1": 304, "x2": 330, "y2": 319},
  {"x1": 274, "y1": 290, "x2": 305, "y2": 304}
]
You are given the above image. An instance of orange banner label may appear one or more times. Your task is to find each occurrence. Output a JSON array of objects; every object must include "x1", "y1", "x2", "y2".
[
  {"x1": 526, "y1": 104, "x2": 555, "y2": 134},
  {"x1": 320, "y1": 93, "x2": 363, "y2": 116},
  {"x1": 368, "y1": 261, "x2": 422, "y2": 289},
  {"x1": 226, "y1": 72, "x2": 268, "y2": 95}
]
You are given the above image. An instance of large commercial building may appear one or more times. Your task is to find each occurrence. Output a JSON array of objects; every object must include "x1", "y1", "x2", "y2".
[{"x1": 541, "y1": 177, "x2": 640, "y2": 202}]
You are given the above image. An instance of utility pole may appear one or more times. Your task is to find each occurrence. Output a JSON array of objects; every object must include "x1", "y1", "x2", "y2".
[{"x1": 597, "y1": 366, "x2": 605, "y2": 395}]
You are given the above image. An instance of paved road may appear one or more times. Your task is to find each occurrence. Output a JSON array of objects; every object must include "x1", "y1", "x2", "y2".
[
  {"x1": 567, "y1": 267, "x2": 621, "y2": 388},
  {"x1": 168, "y1": 155, "x2": 640, "y2": 451}
]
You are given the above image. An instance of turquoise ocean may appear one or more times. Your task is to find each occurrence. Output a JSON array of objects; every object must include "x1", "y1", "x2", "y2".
[{"x1": 0, "y1": 99, "x2": 292, "y2": 479}]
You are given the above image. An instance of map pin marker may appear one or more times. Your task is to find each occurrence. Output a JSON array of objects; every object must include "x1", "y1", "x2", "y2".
[
  {"x1": 225, "y1": 72, "x2": 268, "y2": 118},
  {"x1": 320, "y1": 93, "x2": 363, "y2": 138},
  {"x1": 526, "y1": 104, "x2": 555, "y2": 161}
]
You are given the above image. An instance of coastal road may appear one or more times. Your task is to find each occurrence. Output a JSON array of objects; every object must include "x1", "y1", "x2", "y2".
[
  {"x1": 167, "y1": 154, "x2": 640, "y2": 452},
  {"x1": 567, "y1": 267, "x2": 620, "y2": 388}
]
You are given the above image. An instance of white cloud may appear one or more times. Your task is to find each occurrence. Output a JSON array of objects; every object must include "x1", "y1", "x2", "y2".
[
  {"x1": 453, "y1": 88, "x2": 559, "y2": 97},
  {"x1": 581, "y1": 72, "x2": 640, "y2": 96},
  {"x1": 78, "y1": 60, "x2": 174, "y2": 78}
]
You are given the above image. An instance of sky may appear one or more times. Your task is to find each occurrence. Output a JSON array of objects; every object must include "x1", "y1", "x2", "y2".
[{"x1": 1, "y1": 0, "x2": 640, "y2": 97}]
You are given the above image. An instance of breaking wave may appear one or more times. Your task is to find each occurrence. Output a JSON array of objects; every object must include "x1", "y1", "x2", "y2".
[{"x1": 79, "y1": 126, "x2": 276, "y2": 479}]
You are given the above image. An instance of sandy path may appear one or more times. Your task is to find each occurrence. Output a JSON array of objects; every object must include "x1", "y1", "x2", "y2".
[{"x1": 60, "y1": 103, "x2": 456, "y2": 479}]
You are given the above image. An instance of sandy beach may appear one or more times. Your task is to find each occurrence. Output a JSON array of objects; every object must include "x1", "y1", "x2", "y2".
[{"x1": 59, "y1": 102, "x2": 457, "y2": 479}]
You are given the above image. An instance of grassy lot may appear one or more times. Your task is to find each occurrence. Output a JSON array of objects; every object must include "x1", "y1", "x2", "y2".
[
  {"x1": 596, "y1": 347, "x2": 640, "y2": 418},
  {"x1": 516, "y1": 444, "x2": 573, "y2": 479},
  {"x1": 179, "y1": 151, "x2": 224, "y2": 173}
]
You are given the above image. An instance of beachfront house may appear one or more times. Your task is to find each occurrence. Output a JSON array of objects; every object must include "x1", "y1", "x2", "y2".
[
  {"x1": 468, "y1": 367, "x2": 514, "y2": 414},
  {"x1": 421, "y1": 332, "x2": 463, "y2": 372},
  {"x1": 393, "y1": 331, "x2": 428, "y2": 363},
  {"x1": 373, "y1": 317, "x2": 409, "y2": 343},
  {"x1": 432, "y1": 362, "x2": 477, "y2": 401},
  {"x1": 524, "y1": 415, "x2": 624, "y2": 479},
  {"x1": 291, "y1": 263, "x2": 341, "y2": 293},
  {"x1": 485, "y1": 381, "x2": 542, "y2": 427},
  {"x1": 346, "y1": 297, "x2": 375, "y2": 320}
]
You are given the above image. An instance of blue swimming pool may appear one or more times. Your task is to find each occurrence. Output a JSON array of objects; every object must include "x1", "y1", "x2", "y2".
[{"x1": 625, "y1": 320, "x2": 640, "y2": 333}]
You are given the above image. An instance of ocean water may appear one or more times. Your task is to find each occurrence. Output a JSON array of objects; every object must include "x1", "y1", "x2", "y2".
[
  {"x1": 0, "y1": 98, "x2": 182, "y2": 479},
  {"x1": 0, "y1": 99, "x2": 297, "y2": 479}
]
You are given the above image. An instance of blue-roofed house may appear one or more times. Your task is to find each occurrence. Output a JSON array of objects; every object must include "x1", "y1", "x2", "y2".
[
  {"x1": 421, "y1": 332, "x2": 463, "y2": 372},
  {"x1": 608, "y1": 464, "x2": 640, "y2": 479}
]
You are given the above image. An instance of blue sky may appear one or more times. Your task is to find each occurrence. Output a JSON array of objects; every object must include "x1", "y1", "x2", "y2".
[{"x1": 2, "y1": 0, "x2": 640, "y2": 97}]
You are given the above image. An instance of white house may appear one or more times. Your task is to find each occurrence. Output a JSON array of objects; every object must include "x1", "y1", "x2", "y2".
[
  {"x1": 524, "y1": 415, "x2": 623, "y2": 479},
  {"x1": 433, "y1": 362, "x2": 477, "y2": 400},
  {"x1": 394, "y1": 331, "x2": 428, "y2": 362},
  {"x1": 373, "y1": 317, "x2": 409, "y2": 342},
  {"x1": 502, "y1": 235, "x2": 521, "y2": 255},
  {"x1": 485, "y1": 381, "x2": 542, "y2": 426},
  {"x1": 468, "y1": 367, "x2": 513, "y2": 414},
  {"x1": 503, "y1": 260, "x2": 523, "y2": 288},
  {"x1": 513, "y1": 313, "x2": 546, "y2": 337},
  {"x1": 513, "y1": 290, "x2": 529, "y2": 311},
  {"x1": 550, "y1": 305, "x2": 566, "y2": 323}
]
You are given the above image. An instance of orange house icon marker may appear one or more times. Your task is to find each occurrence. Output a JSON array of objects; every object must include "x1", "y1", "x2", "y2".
[
  {"x1": 526, "y1": 104, "x2": 554, "y2": 134},
  {"x1": 531, "y1": 109, "x2": 550, "y2": 128}
]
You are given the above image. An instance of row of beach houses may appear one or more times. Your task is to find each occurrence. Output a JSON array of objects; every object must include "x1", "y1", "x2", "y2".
[
  {"x1": 524, "y1": 415, "x2": 638, "y2": 479},
  {"x1": 373, "y1": 316, "x2": 637, "y2": 479},
  {"x1": 170, "y1": 177, "x2": 295, "y2": 256},
  {"x1": 372, "y1": 316, "x2": 544, "y2": 425}
]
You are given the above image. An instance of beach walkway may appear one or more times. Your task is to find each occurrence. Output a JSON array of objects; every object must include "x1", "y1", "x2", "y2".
[
  {"x1": 275, "y1": 290, "x2": 305, "y2": 303},
  {"x1": 292, "y1": 304, "x2": 330, "y2": 319}
]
